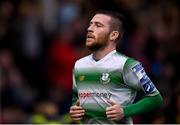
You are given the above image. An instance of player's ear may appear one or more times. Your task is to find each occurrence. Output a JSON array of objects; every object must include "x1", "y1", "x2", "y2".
[{"x1": 109, "y1": 31, "x2": 119, "y2": 41}]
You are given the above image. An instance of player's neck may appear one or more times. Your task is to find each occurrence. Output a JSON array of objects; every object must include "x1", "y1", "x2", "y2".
[{"x1": 92, "y1": 46, "x2": 116, "y2": 61}]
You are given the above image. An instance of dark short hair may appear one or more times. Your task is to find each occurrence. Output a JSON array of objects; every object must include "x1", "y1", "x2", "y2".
[{"x1": 95, "y1": 10, "x2": 125, "y2": 41}]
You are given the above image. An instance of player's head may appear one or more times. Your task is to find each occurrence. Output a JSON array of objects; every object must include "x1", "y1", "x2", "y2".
[{"x1": 86, "y1": 10, "x2": 124, "y2": 51}]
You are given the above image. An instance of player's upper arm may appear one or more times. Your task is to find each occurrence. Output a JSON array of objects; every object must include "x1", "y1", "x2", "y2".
[{"x1": 123, "y1": 58, "x2": 159, "y2": 96}]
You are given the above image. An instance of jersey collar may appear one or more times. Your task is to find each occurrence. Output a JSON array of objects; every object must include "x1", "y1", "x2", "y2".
[{"x1": 90, "y1": 50, "x2": 117, "y2": 63}]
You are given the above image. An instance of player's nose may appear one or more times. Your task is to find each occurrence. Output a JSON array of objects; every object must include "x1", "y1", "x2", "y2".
[{"x1": 87, "y1": 25, "x2": 94, "y2": 32}]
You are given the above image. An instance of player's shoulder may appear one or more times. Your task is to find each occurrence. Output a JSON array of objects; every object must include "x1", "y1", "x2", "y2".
[
  {"x1": 74, "y1": 54, "x2": 92, "y2": 68},
  {"x1": 113, "y1": 52, "x2": 138, "y2": 65},
  {"x1": 113, "y1": 51, "x2": 128, "y2": 61},
  {"x1": 113, "y1": 51, "x2": 140, "y2": 69}
]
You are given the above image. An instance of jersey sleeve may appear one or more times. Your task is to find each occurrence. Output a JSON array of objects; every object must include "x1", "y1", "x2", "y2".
[
  {"x1": 123, "y1": 58, "x2": 159, "y2": 96},
  {"x1": 72, "y1": 67, "x2": 78, "y2": 105}
]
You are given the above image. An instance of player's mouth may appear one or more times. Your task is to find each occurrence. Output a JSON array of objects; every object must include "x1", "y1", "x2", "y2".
[{"x1": 86, "y1": 33, "x2": 95, "y2": 39}]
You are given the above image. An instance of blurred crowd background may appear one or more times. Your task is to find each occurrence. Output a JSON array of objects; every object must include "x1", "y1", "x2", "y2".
[{"x1": 0, "y1": 0, "x2": 180, "y2": 124}]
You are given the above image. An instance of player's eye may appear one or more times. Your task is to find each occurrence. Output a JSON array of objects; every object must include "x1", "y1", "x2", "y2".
[{"x1": 96, "y1": 23, "x2": 103, "y2": 27}]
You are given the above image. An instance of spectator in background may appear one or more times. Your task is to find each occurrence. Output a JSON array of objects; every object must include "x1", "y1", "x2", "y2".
[
  {"x1": 46, "y1": 27, "x2": 78, "y2": 114},
  {"x1": 30, "y1": 100, "x2": 60, "y2": 124},
  {"x1": 47, "y1": 28, "x2": 77, "y2": 94},
  {"x1": 46, "y1": 0, "x2": 83, "y2": 95},
  {"x1": 0, "y1": 49, "x2": 36, "y2": 123},
  {"x1": 0, "y1": 106, "x2": 27, "y2": 123}
]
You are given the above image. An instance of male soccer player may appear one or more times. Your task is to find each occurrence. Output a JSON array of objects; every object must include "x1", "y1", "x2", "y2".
[{"x1": 69, "y1": 10, "x2": 163, "y2": 124}]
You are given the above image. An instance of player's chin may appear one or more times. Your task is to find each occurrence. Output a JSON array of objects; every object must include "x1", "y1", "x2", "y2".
[{"x1": 86, "y1": 39, "x2": 94, "y2": 47}]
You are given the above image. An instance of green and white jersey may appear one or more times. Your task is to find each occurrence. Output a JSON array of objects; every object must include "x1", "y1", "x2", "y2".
[{"x1": 72, "y1": 50, "x2": 159, "y2": 124}]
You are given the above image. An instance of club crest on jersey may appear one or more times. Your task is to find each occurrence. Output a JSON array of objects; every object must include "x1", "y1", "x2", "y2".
[{"x1": 100, "y1": 72, "x2": 110, "y2": 84}]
